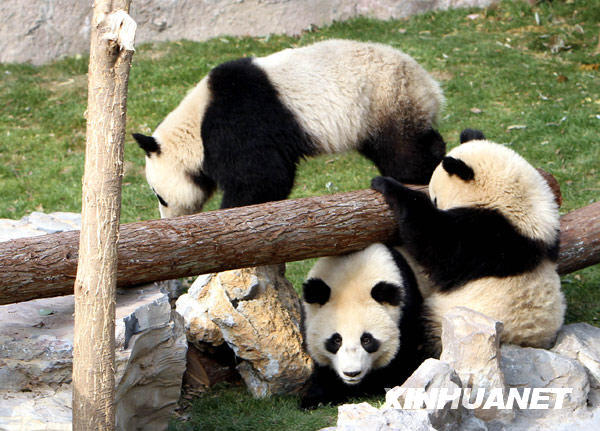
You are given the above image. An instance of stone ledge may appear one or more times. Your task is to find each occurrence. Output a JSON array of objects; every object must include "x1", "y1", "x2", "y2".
[{"x1": 0, "y1": 0, "x2": 500, "y2": 65}]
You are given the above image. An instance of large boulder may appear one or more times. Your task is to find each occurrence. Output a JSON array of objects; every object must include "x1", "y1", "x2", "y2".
[
  {"x1": 176, "y1": 265, "x2": 313, "y2": 397},
  {"x1": 385, "y1": 358, "x2": 487, "y2": 431},
  {"x1": 499, "y1": 343, "x2": 599, "y2": 431},
  {"x1": 440, "y1": 307, "x2": 513, "y2": 423},
  {"x1": 500, "y1": 344, "x2": 590, "y2": 415},
  {"x1": 552, "y1": 323, "x2": 600, "y2": 406},
  {"x1": 0, "y1": 283, "x2": 187, "y2": 431}
]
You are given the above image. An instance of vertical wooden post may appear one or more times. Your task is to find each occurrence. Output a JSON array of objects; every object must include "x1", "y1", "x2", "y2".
[{"x1": 72, "y1": 1, "x2": 135, "y2": 429}]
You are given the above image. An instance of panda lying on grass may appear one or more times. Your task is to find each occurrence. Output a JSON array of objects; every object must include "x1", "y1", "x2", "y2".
[
  {"x1": 300, "y1": 130, "x2": 565, "y2": 409},
  {"x1": 133, "y1": 39, "x2": 446, "y2": 217}
]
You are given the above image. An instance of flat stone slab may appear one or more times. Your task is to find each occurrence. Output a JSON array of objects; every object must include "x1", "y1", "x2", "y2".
[
  {"x1": 0, "y1": 283, "x2": 187, "y2": 431},
  {"x1": 0, "y1": 211, "x2": 81, "y2": 242}
]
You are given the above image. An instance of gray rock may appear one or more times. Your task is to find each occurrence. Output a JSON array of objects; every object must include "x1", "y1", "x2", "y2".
[
  {"x1": 387, "y1": 359, "x2": 462, "y2": 409},
  {"x1": 497, "y1": 403, "x2": 600, "y2": 431},
  {"x1": 26, "y1": 211, "x2": 79, "y2": 233},
  {"x1": 0, "y1": 219, "x2": 44, "y2": 242},
  {"x1": 0, "y1": 387, "x2": 72, "y2": 431},
  {"x1": 440, "y1": 307, "x2": 513, "y2": 423},
  {"x1": 115, "y1": 309, "x2": 187, "y2": 431},
  {"x1": 337, "y1": 402, "x2": 436, "y2": 431},
  {"x1": 0, "y1": 284, "x2": 187, "y2": 431},
  {"x1": 385, "y1": 358, "x2": 487, "y2": 431},
  {"x1": 49, "y1": 212, "x2": 81, "y2": 224},
  {"x1": 500, "y1": 344, "x2": 590, "y2": 415},
  {"x1": 552, "y1": 323, "x2": 600, "y2": 395},
  {"x1": 337, "y1": 384, "x2": 488, "y2": 431},
  {"x1": 0, "y1": 211, "x2": 81, "y2": 242}
]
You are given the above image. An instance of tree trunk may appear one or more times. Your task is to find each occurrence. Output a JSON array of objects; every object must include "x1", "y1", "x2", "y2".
[
  {"x1": 72, "y1": 1, "x2": 135, "y2": 430},
  {"x1": 0, "y1": 192, "x2": 598, "y2": 306}
]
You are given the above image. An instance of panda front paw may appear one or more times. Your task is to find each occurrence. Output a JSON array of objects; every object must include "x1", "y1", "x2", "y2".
[
  {"x1": 371, "y1": 176, "x2": 392, "y2": 195},
  {"x1": 299, "y1": 394, "x2": 323, "y2": 410},
  {"x1": 371, "y1": 176, "x2": 412, "y2": 212},
  {"x1": 299, "y1": 377, "x2": 345, "y2": 410}
]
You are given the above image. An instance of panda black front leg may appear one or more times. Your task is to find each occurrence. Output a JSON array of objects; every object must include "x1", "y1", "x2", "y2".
[
  {"x1": 300, "y1": 366, "x2": 352, "y2": 410},
  {"x1": 371, "y1": 176, "x2": 443, "y2": 255},
  {"x1": 371, "y1": 176, "x2": 431, "y2": 221},
  {"x1": 371, "y1": 176, "x2": 407, "y2": 218}
]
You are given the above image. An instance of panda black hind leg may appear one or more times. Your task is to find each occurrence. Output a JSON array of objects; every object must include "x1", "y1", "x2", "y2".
[{"x1": 360, "y1": 126, "x2": 446, "y2": 185}]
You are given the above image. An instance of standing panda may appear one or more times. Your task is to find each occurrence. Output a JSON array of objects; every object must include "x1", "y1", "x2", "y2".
[
  {"x1": 133, "y1": 39, "x2": 446, "y2": 217},
  {"x1": 300, "y1": 243, "x2": 427, "y2": 409},
  {"x1": 371, "y1": 129, "x2": 565, "y2": 355}
]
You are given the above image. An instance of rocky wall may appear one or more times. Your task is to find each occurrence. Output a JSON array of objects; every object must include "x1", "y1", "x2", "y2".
[{"x1": 1, "y1": 0, "x2": 499, "y2": 65}]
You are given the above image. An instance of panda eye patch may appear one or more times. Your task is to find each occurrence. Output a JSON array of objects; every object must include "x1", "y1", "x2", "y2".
[
  {"x1": 433, "y1": 197, "x2": 438, "y2": 208},
  {"x1": 303, "y1": 278, "x2": 331, "y2": 305},
  {"x1": 325, "y1": 333, "x2": 342, "y2": 354},
  {"x1": 371, "y1": 282, "x2": 403, "y2": 306},
  {"x1": 361, "y1": 332, "x2": 380, "y2": 353}
]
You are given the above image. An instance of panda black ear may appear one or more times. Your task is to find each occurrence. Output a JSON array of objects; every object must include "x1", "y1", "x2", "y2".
[
  {"x1": 303, "y1": 278, "x2": 331, "y2": 305},
  {"x1": 133, "y1": 133, "x2": 161, "y2": 156},
  {"x1": 459, "y1": 128, "x2": 486, "y2": 143},
  {"x1": 371, "y1": 282, "x2": 404, "y2": 306},
  {"x1": 442, "y1": 157, "x2": 475, "y2": 181}
]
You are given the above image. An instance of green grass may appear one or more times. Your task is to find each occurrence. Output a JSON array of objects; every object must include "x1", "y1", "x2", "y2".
[
  {"x1": 173, "y1": 384, "x2": 337, "y2": 431},
  {"x1": 1, "y1": 0, "x2": 599, "y2": 429}
]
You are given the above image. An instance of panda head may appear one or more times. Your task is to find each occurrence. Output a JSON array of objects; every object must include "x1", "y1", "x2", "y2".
[
  {"x1": 428, "y1": 130, "x2": 559, "y2": 244},
  {"x1": 132, "y1": 131, "x2": 213, "y2": 219},
  {"x1": 302, "y1": 244, "x2": 407, "y2": 385},
  {"x1": 133, "y1": 78, "x2": 215, "y2": 219}
]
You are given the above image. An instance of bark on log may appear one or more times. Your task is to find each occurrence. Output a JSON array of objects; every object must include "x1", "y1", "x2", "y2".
[
  {"x1": 0, "y1": 191, "x2": 598, "y2": 306},
  {"x1": 556, "y1": 201, "x2": 600, "y2": 275},
  {"x1": 72, "y1": 2, "x2": 135, "y2": 430}
]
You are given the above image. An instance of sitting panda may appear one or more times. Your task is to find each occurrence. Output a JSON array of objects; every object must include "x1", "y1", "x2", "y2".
[
  {"x1": 300, "y1": 243, "x2": 427, "y2": 409},
  {"x1": 133, "y1": 39, "x2": 446, "y2": 217},
  {"x1": 371, "y1": 129, "x2": 565, "y2": 355}
]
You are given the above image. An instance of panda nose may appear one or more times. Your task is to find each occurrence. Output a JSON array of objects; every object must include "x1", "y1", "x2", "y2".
[{"x1": 344, "y1": 370, "x2": 361, "y2": 378}]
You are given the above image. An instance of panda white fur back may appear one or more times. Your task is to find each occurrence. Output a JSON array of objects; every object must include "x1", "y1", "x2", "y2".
[
  {"x1": 133, "y1": 39, "x2": 446, "y2": 217},
  {"x1": 253, "y1": 40, "x2": 443, "y2": 154},
  {"x1": 372, "y1": 129, "x2": 565, "y2": 355},
  {"x1": 300, "y1": 243, "x2": 426, "y2": 409}
]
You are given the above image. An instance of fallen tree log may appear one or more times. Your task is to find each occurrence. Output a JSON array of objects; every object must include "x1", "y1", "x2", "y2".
[
  {"x1": 0, "y1": 190, "x2": 598, "y2": 305},
  {"x1": 556, "y1": 201, "x2": 600, "y2": 274}
]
